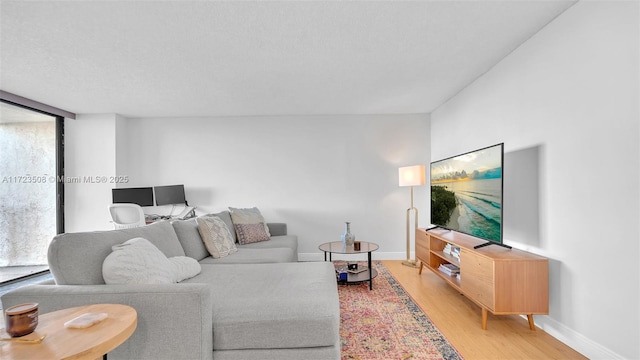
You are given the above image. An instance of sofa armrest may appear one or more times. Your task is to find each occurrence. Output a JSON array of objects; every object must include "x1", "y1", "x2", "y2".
[
  {"x1": 267, "y1": 222, "x2": 287, "y2": 236},
  {"x1": 1, "y1": 283, "x2": 213, "y2": 360}
]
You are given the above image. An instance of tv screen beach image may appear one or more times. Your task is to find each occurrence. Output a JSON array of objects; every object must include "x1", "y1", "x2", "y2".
[{"x1": 430, "y1": 144, "x2": 503, "y2": 242}]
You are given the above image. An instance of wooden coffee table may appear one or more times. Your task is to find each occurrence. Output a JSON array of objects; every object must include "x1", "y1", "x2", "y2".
[
  {"x1": 0, "y1": 303, "x2": 137, "y2": 360},
  {"x1": 319, "y1": 241, "x2": 379, "y2": 290}
]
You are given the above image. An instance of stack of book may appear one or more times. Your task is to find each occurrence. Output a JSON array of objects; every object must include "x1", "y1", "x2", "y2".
[
  {"x1": 438, "y1": 263, "x2": 460, "y2": 276},
  {"x1": 451, "y1": 247, "x2": 460, "y2": 261},
  {"x1": 443, "y1": 244, "x2": 461, "y2": 260},
  {"x1": 443, "y1": 243, "x2": 453, "y2": 254}
]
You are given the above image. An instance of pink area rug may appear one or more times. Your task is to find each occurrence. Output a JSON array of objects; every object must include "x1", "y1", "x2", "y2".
[{"x1": 338, "y1": 261, "x2": 462, "y2": 360}]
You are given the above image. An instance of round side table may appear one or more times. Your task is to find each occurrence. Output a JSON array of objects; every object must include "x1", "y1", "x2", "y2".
[
  {"x1": 319, "y1": 241, "x2": 379, "y2": 290},
  {"x1": 0, "y1": 303, "x2": 137, "y2": 360}
]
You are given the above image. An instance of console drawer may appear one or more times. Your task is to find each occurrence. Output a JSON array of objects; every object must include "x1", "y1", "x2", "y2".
[{"x1": 460, "y1": 250, "x2": 494, "y2": 309}]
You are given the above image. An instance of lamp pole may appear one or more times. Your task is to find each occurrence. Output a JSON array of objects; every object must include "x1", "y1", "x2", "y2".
[{"x1": 402, "y1": 185, "x2": 418, "y2": 267}]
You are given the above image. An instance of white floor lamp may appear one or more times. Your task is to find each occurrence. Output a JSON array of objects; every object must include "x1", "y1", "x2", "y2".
[{"x1": 398, "y1": 165, "x2": 426, "y2": 268}]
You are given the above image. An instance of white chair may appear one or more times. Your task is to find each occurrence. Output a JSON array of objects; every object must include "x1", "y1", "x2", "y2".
[{"x1": 108, "y1": 204, "x2": 146, "y2": 229}]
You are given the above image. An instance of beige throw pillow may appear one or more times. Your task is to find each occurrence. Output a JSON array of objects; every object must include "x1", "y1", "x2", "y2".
[
  {"x1": 196, "y1": 216, "x2": 238, "y2": 258},
  {"x1": 228, "y1": 207, "x2": 271, "y2": 245}
]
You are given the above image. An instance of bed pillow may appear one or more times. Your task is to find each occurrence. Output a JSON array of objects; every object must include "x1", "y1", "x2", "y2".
[
  {"x1": 102, "y1": 237, "x2": 201, "y2": 284},
  {"x1": 196, "y1": 216, "x2": 238, "y2": 258},
  {"x1": 228, "y1": 207, "x2": 271, "y2": 245}
]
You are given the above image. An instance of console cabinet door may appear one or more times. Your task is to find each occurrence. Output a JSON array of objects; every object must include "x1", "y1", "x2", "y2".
[
  {"x1": 415, "y1": 230, "x2": 429, "y2": 264},
  {"x1": 460, "y1": 250, "x2": 495, "y2": 310}
]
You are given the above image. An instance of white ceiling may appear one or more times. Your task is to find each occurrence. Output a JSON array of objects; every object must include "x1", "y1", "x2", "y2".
[{"x1": 0, "y1": 1, "x2": 576, "y2": 118}]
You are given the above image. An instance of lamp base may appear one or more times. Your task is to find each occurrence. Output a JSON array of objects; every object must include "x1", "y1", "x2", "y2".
[{"x1": 401, "y1": 260, "x2": 418, "y2": 268}]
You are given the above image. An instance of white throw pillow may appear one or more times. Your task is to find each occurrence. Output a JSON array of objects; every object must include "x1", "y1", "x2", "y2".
[
  {"x1": 196, "y1": 216, "x2": 238, "y2": 258},
  {"x1": 169, "y1": 256, "x2": 202, "y2": 282},
  {"x1": 102, "y1": 237, "x2": 201, "y2": 284},
  {"x1": 102, "y1": 237, "x2": 174, "y2": 284}
]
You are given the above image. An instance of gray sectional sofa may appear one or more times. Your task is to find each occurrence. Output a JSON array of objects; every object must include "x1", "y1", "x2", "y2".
[{"x1": 1, "y1": 212, "x2": 340, "y2": 360}]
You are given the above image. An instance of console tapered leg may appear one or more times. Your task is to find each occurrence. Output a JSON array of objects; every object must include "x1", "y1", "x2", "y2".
[
  {"x1": 482, "y1": 308, "x2": 488, "y2": 330},
  {"x1": 527, "y1": 314, "x2": 536, "y2": 331}
]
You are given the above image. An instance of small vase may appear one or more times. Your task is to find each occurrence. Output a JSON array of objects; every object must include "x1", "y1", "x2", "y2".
[{"x1": 341, "y1": 222, "x2": 355, "y2": 246}]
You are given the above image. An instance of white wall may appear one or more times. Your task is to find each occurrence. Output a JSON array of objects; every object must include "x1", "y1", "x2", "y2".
[
  {"x1": 114, "y1": 114, "x2": 129, "y2": 180},
  {"x1": 65, "y1": 114, "x2": 118, "y2": 232},
  {"x1": 114, "y1": 114, "x2": 429, "y2": 260},
  {"x1": 431, "y1": 2, "x2": 638, "y2": 359},
  {"x1": 65, "y1": 114, "x2": 430, "y2": 259}
]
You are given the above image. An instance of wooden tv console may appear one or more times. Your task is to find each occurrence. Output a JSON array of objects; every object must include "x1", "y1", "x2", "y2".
[{"x1": 416, "y1": 228, "x2": 549, "y2": 330}]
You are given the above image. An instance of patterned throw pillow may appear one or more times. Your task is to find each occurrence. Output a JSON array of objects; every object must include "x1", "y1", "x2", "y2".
[
  {"x1": 228, "y1": 207, "x2": 271, "y2": 244},
  {"x1": 234, "y1": 223, "x2": 271, "y2": 245},
  {"x1": 196, "y1": 216, "x2": 238, "y2": 259}
]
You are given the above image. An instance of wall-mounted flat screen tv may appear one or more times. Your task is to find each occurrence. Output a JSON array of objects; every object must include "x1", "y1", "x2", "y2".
[
  {"x1": 155, "y1": 184, "x2": 186, "y2": 206},
  {"x1": 430, "y1": 143, "x2": 504, "y2": 246},
  {"x1": 112, "y1": 187, "x2": 154, "y2": 207}
]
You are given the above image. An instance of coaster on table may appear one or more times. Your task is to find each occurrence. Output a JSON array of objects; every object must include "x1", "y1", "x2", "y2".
[{"x1": 64, "y1": 313, "x2": 108, "y2": 329}]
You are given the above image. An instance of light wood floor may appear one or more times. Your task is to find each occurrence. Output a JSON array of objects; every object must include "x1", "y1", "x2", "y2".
[{"x1": 382, "y1": 260, "x2": 587, "y2": 360}]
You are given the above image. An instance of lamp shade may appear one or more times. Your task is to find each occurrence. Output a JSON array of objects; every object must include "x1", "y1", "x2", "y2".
[{"x1": 398, "y1": 165, "x2": 426, "y2": 187}]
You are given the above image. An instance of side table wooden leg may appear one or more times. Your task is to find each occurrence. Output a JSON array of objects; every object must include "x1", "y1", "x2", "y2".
[
  {"x1": 418, "y1": 261, "x2": 423, "y2": 274},
  {"x1": 481, "y1": 308, "x2": 488, "y2": 330},
  {"x1": 527, "y1": 314, "x2": 536, "y2": 330}
]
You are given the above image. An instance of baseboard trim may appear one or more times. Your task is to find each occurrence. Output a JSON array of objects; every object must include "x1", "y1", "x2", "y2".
[{"x1": 524, "y1": 315, "x2": 623, "y2": 359}]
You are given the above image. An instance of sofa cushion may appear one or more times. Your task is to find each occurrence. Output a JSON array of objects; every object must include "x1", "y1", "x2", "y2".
[
  {"x1": 196, "y1": 216, "x2": 237, "y2": 259},
  {"x1": 238, "y1": 235, "x2": 298, "y2": 262},
  {"x1": 102, "y1": 237, "x2": 201, "y2": 284},
  {"x1": 240, "y1": 235, "x2": 299, "y2": 262},
  {"x1": 48, "y1": 221, "x2": 185, "y2": 285},
  {"x1": 171, "y1": 218, "x2": 209, "y2": 261},
  {"x1": 265, "y1": 223, "x2": 287, "y2": 237},
  {"x1": 182, "y1": 262, "x2": 339, "y2": 350},
  {"x1": 240, "y1": 235, "x2": 297, "y2": 250},
  {"x1": 198, "y1": 248, "x2": 295, "y2": 264}
]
